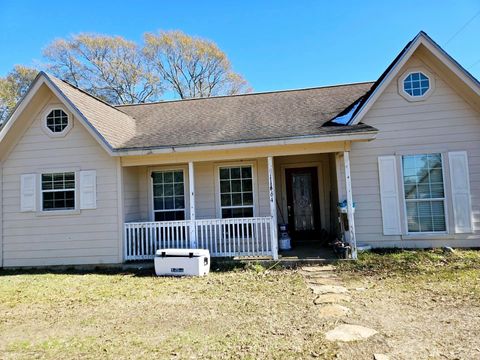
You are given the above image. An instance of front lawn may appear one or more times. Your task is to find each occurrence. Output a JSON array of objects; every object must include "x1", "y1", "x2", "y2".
[
  {"x1": 1, "y1": 249, "x2": 479, "y2": 359},
  {"x1": 0, "y1": 266, "x2": 335, "y2": 359}
]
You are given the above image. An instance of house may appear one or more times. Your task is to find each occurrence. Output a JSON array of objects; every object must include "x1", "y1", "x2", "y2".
[{"x1": 0, "y1": 31, "x2": 478, "y2": 267}]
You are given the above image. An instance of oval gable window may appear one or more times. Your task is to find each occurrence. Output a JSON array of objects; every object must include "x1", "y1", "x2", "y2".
[
  {"x1": 403, "y1": 72, "x2": 430, "y2": 97},
  {"x1": 46, "y1": 109, "x2": 69, "y2": 133}
]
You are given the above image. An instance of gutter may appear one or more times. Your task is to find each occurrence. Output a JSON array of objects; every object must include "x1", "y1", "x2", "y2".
[{"x1": 113, "y1": 130, "x2": 378, "y2": 156}]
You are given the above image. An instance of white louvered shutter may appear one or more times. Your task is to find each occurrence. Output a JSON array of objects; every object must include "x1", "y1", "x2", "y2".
[
  {"x1": 378, "y1": 156, "x2": 402, "y2": 235},
  {"x1": 448, "y1": 151, "x2": 472, "y2": 233},
  {"x1": 80, "y1": 170, "x2": 97, "y2": 209},
  {"x1": 20, "y1": 173, "x2": 36, "y2": 212}
]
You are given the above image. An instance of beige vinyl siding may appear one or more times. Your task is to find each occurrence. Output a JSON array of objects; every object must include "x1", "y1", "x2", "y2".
[
  {"x1": 123, "y1": 155, "x2": 337, "y2": 234},
  {"x1": 123, "y1": 166, "x2": 141, "y2": 222},
  {"x1": 351, "y1": 54, "x2": 480, "y2": 248},
  {"x1": 125, "y1": 158, "x2": 272, "y2": 222},
  {"x1": 2, "y1": 96, "x2": 121, "y2": 267}
]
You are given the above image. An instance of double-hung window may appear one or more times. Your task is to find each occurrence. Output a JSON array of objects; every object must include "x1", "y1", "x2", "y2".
[
  {"x1": 152, "y1": 170, "x2": 185, "y2": 221},
  {"x1": 219, "y1": 165, "x2": 254, "y2": 218},
  {"x1": 41, "y1": 172, "x2": 76, "y2": 211},
  {"x1": 402, "y1": 154, "x2": 446, "y2": 233}
]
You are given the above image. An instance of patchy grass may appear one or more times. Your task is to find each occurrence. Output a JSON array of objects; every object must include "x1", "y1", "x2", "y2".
[
  {"x1": 334, "y1": 249, "x2": 480, "y2": 359},
  {"x1": 0, "y1": 268, "x2": 336, "y2": 360},
  {"x1": 1, "y1": 250, "x2": 479, "y2": 359}
]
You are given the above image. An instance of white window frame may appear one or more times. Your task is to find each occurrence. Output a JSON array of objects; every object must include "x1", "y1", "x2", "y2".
[
  {"x1": 41, "y1": 104, "x2": 73, "y2": 138},
  {"x1": 214, "y1": 161, "x2": 259, "y2": 219},
  {"x1": 148, "y1": 165, "x2": 189, "y2": 222},
  {"x1": 398, "y1": 68, "x2": 435, "y2": 102},
  {"x1": 37, "y1": 168, "x2": 80, "y2": 216},
  {"x1": 400, "y1": 152, "x2": 449, "y2": 235}
]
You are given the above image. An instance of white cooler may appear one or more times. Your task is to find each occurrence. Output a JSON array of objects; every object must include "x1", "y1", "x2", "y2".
[{"x1": 154, "y1": 249, "x2": 210, "y2": 276}]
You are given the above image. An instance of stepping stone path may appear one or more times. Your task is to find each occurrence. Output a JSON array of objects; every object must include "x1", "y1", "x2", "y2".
[
  {"x1": 300, "y1": 265, "x2": 378, "y2": 343},
  {"x1": 314, "y1": 293, "x2": 351, "y2": 305},
  {"x1": 325, "y1": 324, "x2": 378, "y2": 342},
  {"x1": 317, "y1": 304, "x2": 352, "y2": 318}
]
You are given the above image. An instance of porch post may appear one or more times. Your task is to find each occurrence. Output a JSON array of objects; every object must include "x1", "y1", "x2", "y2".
[
  {"x1": 188, "y1": 161, "x2": 197, "y2": 248},
  {"x1": 267, "y1": 156, "x2": 279, "y2": 260},
  {"x1": 343, "y1": 151, "x2": 357, "y2": 259}
]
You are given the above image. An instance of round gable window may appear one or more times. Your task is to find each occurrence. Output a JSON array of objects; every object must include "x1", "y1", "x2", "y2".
[
  {"x1": 46, "y1": 109, "x2": 69, "y2": 133},
  {"x1": 403, "y1": 72, "x2": 430, "y2": 97}
]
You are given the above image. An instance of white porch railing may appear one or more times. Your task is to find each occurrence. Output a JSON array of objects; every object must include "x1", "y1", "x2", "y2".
[{"x1": 124, "y1": 217, "x2": 274, "y2": 261}]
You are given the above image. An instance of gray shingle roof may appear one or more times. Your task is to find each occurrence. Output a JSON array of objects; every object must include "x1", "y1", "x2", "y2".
[
  {"x1": 116, "y1": 82, "x2": 375, "y2": 150},
  {"x1": 47, "y1": 74, "x2": 136, "y2": 149},
  {"x1": 45, "y1": 73, "x2": 376, "y2": 151}
]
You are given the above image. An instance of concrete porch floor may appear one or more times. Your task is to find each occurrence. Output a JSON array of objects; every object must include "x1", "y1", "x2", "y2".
[{"x1": 279, "y1": 243, "x2": 336, "y2": 260}]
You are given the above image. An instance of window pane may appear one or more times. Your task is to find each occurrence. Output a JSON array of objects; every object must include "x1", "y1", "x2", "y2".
[
  {"x1": 430, "y1": 183, "x2": 444, "y2": 198},
  {"x1": 241, "y1": 167, "x2": 252, "y2": 179},
  {"x1": 231, "y1": 180, "x2": 241, "y2": 192},
  {"x1": 232, "y1": 193, "x2": 242, "y2": 206},
  {"x1": 42, "y1": 190, "x2": 75, "y2": 211},
  {"x1": 222, "y1": 208, "x2": 233, "y2": 219},
  {"x1": 174, "y1": 183, "x2": 184, "y2": 196},
  {"x1": 154, "y1": 197, "x2": 164, "y2": 210},
  {"x1": 417, "y1": 184, "x2": 430, "y2": 198},
  {"x1": 164, "y1": 184, "x2": 174, "y2": 196},
  {"x1": 163, "y1": 172, "x2": 173, "y2": 183},
  {"x1": 152, "y1": 172, "x2": 163, "y2": 183},
  {"x1": 173, "y1": 171, "x2": 183, "y2": 183},
  {"x1": 243, "y1": 192, "x2": 253, "y2": 205},
  {"x1": 220, "y1": 180, "x2": 230, "y2": 193},
  {"x1": 243, "y1": 207, "x2": 253, "y2": 217},
  {"x1": 151, "y1": 170, "x2": 185, "y2": 222},
  {"x1": 230, "y1": 168, "x2": 241, "y2": 179},
  {"x1": 419, "y1": 216, "x2": 433, "y2": 232},
  {"x1": 154, "y1": 211, "x2": 185, "y2": 221},
  {"x1": 164, "y1": 197, "x2": 174, "y2": 209},
  {"x1": 404, "y1": 184, "x2": 417, "y2": 199},
  {"x1": 42, "y1": 172, "x2": 76, "y2": 210},
  {"x1": 242, "y1": 179, "x2": 252, "y2": 192},
  {"x1": 220, "y1": 168, "x2": 230, "y2": 180},
  {"x1": 403, "y1": 154, "x2": 446, "y2": 233},
  {"x1": 219, "y1": 166, "x2": 254, "y2": 218},
  {"x1": 153, "y1": 184, "x2": 163, "y2": 196},
  {"x1": 174, "y1": 196, "x2": 184, "y2": 209},
  {"x1": 221, "y1": 194, "x2": 231, "y2": 207}
]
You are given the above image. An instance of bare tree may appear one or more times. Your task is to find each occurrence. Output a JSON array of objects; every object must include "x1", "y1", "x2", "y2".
[
  {"x1": 143, "y1": 30, "x2": 250, "y2": 99},
  {"x1": 43, "y1": 34, "x2": 162, "y2": 104},
  {"x1": 0, "y1": 65, "x2": 38, "y2": 123}
]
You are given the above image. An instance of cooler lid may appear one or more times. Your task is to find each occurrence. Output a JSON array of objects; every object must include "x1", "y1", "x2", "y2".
[{"x1": 155, "y1": 248, "x2": 210, "y2": 257}]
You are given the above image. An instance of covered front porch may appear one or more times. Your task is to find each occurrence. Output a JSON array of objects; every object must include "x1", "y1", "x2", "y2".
[{"x1": 120, "y1": 141, "x2": 360, "y2": 261}]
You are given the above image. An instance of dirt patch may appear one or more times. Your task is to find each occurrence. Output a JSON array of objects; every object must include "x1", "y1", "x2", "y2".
[{"x1": 334, "y1": 249, "x2": 480, "y2": 359}]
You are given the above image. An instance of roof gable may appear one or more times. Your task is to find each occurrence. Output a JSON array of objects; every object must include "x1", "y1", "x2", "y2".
[
  {"x1": 0, "y1": 72, "x2": 136, "y2": 156},
  {"x1": 349, "y1": 31, "x2": 480, "y2": 125}
]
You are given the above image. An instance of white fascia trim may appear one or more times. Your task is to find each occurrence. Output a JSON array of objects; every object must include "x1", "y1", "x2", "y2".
[
  {"x1": 114, "y1": 131, "x2": 377, "y2": 156},
  {"x1": 350, "y1": 33, "x2": 480, "y2": 126}
]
